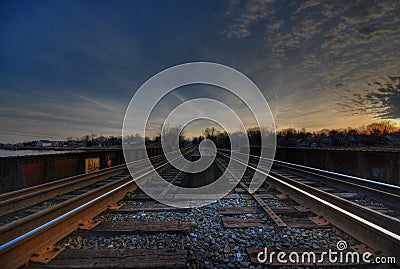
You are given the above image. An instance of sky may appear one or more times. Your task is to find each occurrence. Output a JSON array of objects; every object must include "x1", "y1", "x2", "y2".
[{"x1": 0, "y1": 0, "x2": 399, "y2": 143}]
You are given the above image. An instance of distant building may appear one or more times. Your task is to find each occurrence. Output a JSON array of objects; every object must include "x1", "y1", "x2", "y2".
[
  {"x1": 310, "y1": 142, "x2": 318, "y2": 149},
  {"x1": 51, "y1": 141, "x2": 64, "y2": 147},
  {"x1": 36, "y1": 141, "x2": 52, "y2": 147},
  {"x1": 321, "y1": 138, "x2": 332, "y2": 147},
  {"x1": 296, "y1": 138, "x2": 309, "y2": 148}
]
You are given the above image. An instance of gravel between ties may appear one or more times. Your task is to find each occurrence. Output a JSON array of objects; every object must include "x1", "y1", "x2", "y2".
[{"x1": 58, "y1": 197, "x2": 357, "y2": 269}]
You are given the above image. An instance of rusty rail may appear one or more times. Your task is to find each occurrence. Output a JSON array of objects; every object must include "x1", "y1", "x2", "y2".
[
  {"x1": 221, "y1": 149, "x2": 400, "y2": 198},
  {"x1": 0, "y1": 177, "x2": 138, "y2": 268},
  {"x1": 0, "y1": 166, "x2": 125, "y2": 217},
  {"x1": 215, "y1": 157, "x2": 287, "y2": 227},
  {"x1": 0, "y1": 174, "x2": 133, "y2": 245},
  {"x1": 218, "y1": 152, "x2": 400, "y2": 260},
  {"x1": 0, "y1": 154, "x2": 167, "y2": 216},
  {"x1": 0, "y1": 150, "x2": 195, "y2": 269}
]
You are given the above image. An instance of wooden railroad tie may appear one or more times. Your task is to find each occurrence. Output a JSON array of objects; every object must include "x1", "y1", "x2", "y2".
[
  {"x1": 79, "y1": 221, "x2": 191, "y2": 234},
  {"x1": 29, "y1": 249, "x2": 188, "y2": 268}
]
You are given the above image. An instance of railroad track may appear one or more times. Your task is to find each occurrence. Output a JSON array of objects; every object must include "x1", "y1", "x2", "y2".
[
  {"x1": 0, "y1": 153, "x2": 172, "y2": 244},
  {"x1": 253, "y1": 154, "x2": 400, "y2": 209},
  {"x1": 0, "y1": 149, "x2": 194, "y2": 268},
  {"x1": 217, "y1": 151, "x2": 400, "y2": 264},
  {"x1": 0, "y1": 153, "x2": 169, "y2": 218},
  {"x1": 0, "y1": 148, "x2": 399, "y2": 268},
  {"x1": 269, "y1": 160, "x2": 400, "y2": 218},
  {"x1": 26, "y1": 162, "x2": 193, "y2": 268}
]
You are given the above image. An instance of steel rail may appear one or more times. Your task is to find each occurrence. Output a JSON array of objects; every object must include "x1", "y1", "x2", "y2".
[
  {"x1": 271, "y1": 158, "x2": 400, "y2": 194},
  {"x1": 226, "y1": 150, "x2": 400, "y2": 209},
  {"x1": 0, "y1": 151, "x2": 191, "y2": 245},
  {"x1": 268, "y1": 160, "x2": 400, "y2": 209},
  {"x1": 157, "y1": 163, "x2": 188, "y2": 200},
  {"x1": 215, "y1": 157, "x2": 287, "y2": 227},
  {"x1": 0, "y1": 153, "x2": 163, "y2": 202},
  {"x1": 0, "y1": 173, "x2": 130, "y2": 246},
  {"x1": 0, "y1": 177, "x2": 138, "y2": 269},
  {"x1": 0, "y1": 164, "x2": 123, "y2": 202},
  {"x1": 242, "y1": 152, "x2": 400, "y2": 209},
  {"x1": 218, "y1": 152, "x2": 400, "y2": 259},
  {"x1": 230, "y1": 150, "x2": 400, "y2": 196},
  {"x1": 0, "y1": 151, "x2": 194, "y2": 269},
  {"x1": 0, "y1": 154, "x2": 167, "y2": 217}
]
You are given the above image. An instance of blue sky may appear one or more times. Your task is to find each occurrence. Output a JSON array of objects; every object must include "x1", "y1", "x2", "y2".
[{"x1": 1, "y1": 0, "x2": 399, "y2": 142}]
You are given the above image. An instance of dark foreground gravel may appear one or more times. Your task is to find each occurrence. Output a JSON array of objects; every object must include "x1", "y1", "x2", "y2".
[{"x1": 58, "y1": 197, "x2": 356, "y2": 269}]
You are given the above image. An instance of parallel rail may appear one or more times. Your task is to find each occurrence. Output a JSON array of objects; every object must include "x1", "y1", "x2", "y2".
[
  {"x1": 269, "y1": 158, "x2": 400, "y2": 207},
  {"x1": 0, "y1": 154, "x2": 166, "y2": 217},
  {"x1": 233, "y1": 150, "x2": 400, "y2": 198},
  {"x1": 2, "y1": 148, "x2": 399, "y2": 268},
  {"x1": 0, "y1": 150, "x2": 193, "y2": 269},
  {"x1": 218, "y1": 151, "x2": 400, "y2": 260},
  {"x1": 0, "y1": 166, "x2": 125, "y2": 217},
  {"x1": 0, "y1": 177, "x2": 138, "y2": 268}
]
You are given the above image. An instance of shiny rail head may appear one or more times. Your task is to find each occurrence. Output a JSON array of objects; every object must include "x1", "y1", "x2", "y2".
[{"x1": 245, "y1": 152, "x2": 400, "y2": 192}]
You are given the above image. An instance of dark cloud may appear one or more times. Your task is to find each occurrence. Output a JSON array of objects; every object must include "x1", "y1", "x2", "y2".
[
  {"x1": 222, "y1": 0, "x2": 399, "y2": 123},
  {"x1": 1, "y1": 0, "x2": 399, "y2": 142},
  {"x1": 222, "y1": 0, "x2": 275, "y2": 39},
  {"x1": 359, "y1": 76, "x2": 400, "y2": 119}
]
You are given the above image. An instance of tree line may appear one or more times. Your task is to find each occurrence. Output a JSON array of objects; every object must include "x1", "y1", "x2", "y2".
[
  {"x1": 277, "y1": 121, "x2": 399, "y2": 147},
  {"x1": 11, "y1": 120, "x2": 395, "y2": 149}
]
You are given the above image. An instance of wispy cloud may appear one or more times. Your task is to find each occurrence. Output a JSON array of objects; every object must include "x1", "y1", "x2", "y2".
[
  {"x1": 72, "y1": 94, "x2": 124, "y2": 118},
  {"x1": 220, "y1": 0, "x2": 400, "y2": 127},
  {"x1": 222, "y1": 0, "x2": 275, "y2": 39},
  {"x1": 1, "y1": 0, "x2": 399, "y2": 143}
]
